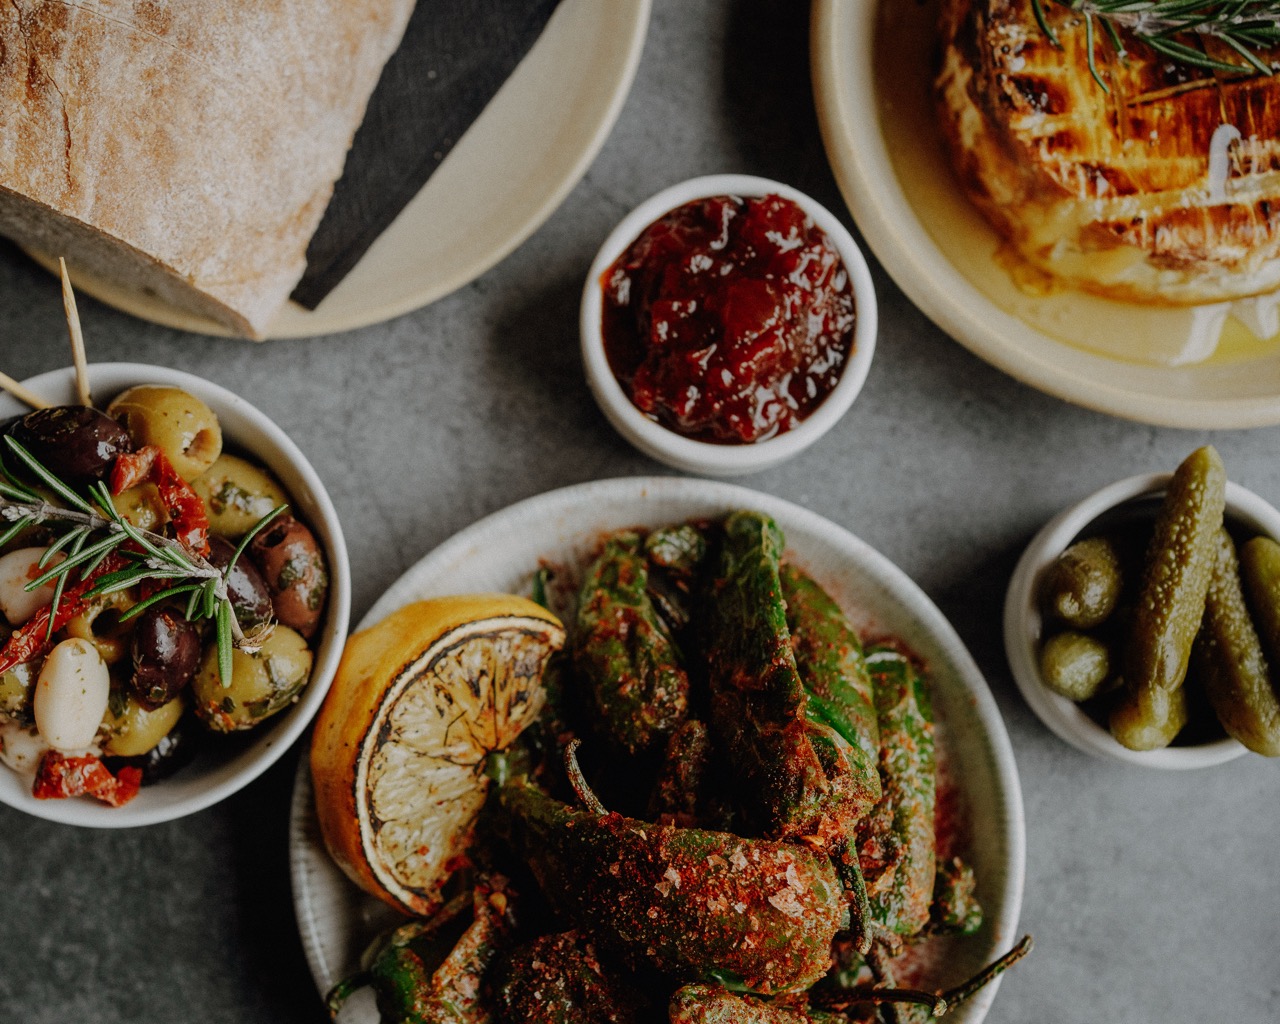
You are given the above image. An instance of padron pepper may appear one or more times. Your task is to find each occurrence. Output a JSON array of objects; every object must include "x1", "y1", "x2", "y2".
[
  {"x1": 669, "y1": 985, "x2": 846, "y2": 1024},
  {"x1": 574, "y1": 531, "x2": 691, "y2": 756},
  {"x1": 856, "y1": 643, "x2": 936, "y2": 939},
  {"x1": 325, "y1": 877, "x2": 515, "y2": 1024},
  {"x1": 498, "y1": 778, "x2": 846, "y2": 994},
  {"x1": 780, "y1": 564, "x2": 881, "y2": 818},
  {"x1": 493, "y1": 930, "x2": 651, "y2": 1024},
  {"x1": 704, "y1": 511, "x2": 860, "y2": 848}
]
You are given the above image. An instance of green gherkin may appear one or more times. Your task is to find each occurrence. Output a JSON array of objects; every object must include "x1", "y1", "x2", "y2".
[
  {"x1": 573, "y1": 531, "x2": 690, "y2": 756},
  {"x1": 1195, "y1": 529, "x2": 1280, "y2": 756}
]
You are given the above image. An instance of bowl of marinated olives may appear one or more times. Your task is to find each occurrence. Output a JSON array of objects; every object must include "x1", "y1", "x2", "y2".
[
  {"x1": 0, "y1": 363, "x2": 350, "y2": 825},
  {"x1": 1004, "y1": 447, "x2": 1280, "y2": 769}
]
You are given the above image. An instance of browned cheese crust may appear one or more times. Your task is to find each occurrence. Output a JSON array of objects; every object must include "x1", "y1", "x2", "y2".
[
  {"x1": 0, "y1": 0, "x2": 417, "y2": 337},
  {"x1": 936, "y1": 0, "x2": 1280, "y2": 305}
]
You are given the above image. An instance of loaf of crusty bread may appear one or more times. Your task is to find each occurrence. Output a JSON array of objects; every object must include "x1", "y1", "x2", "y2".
[
  {"x1": 0, "y1": 0, "x2": 416, "y2": 338},
  {"x1": 936, "y1": 0, "x2": 1280, "y2": 306}
]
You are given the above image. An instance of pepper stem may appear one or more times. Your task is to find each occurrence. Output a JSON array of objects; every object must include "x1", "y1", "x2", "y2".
[{"x1": 563, "y1": 739, "x2": 609, "y2": 816}]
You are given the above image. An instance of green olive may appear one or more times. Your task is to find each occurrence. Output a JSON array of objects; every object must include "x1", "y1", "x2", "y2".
[
  {"x1": 191, "y1": 625, "x2": 312, "y2": 732},
  {"x1": 63, "y1": 589, "x2": 139, "y2": 666},
  {"x1": 190, "y1": 454, "x2": 288, "y2": 540},
  {"x1": 0, "y1": 663, "x2": 36, "y2": 724},
  {"x1": 107, "y1": 385, "x2": 223, "y2": 482},
  {"x1": 110, "y1": 483, "x2": 169, "y2": 533},
  {"x1": 102, "y1": 692, "x2": 185, "y2": 757}
]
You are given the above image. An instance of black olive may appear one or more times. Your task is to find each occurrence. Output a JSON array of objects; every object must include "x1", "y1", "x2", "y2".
[
  {"x1": 7, "y1": 405, "x2": 132, "y2": 485},
  {"x1": 130, "y1": 606, "x2": 202, "y2": 709},
  {"x1": 207, "y1": 535, "x2": 273, "y2": 629}
]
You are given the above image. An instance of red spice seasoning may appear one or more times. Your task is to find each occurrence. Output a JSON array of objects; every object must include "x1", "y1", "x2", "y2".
[{"x1": 601, "y1": 193, "x2": 856, "y2": 444}]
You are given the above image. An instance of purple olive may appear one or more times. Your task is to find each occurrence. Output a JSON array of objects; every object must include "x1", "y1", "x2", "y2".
[
  {"x1": 248, "y1": 514, "x2": 328, "y2": 639},
  {"x1": 130, "y1": 607, "x2": 202, "y2": 709},
  {"x1": 207, "y1": 535, "x2": 273, "y2": 630},
  {"x1": 7, "y1": 406, "x2": 133, "y2": 484}
]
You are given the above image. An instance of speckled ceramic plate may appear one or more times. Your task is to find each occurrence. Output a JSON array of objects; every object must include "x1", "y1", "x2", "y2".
[
  {"x1": 29, "y1": 0, "x2": 651, "y2": 340},
  {"x1": 289, "y1": 477, "x2": 1025, "y2": 1022},
  {"x1": 811, "y1": 0, "x2": 1280, "y2": 428}
]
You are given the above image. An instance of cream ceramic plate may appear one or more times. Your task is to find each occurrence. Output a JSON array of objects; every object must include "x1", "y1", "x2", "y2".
[
  {"x1": 31, "y1": 0, "x2": 650, "y2": 340},
  {"x1": 811, "y1": 0, "x2": 1280, "y2": 428},
  {"x1": 290, "y1": 478, "x2": 1025, "y2": 1023}
]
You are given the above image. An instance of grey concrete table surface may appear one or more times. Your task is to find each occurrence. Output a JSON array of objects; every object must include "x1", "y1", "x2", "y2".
[{"x1": 1, "y1": 2, "x2": 1278, "y2": 1022}]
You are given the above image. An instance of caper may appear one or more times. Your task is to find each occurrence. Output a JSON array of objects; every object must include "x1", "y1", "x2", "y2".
[
  {"x1": 107, "y1": 385, "x2": 222, "y2": 481},
  {"x1": 191, "y1": 625, "x2": 312, "y2": 732}
]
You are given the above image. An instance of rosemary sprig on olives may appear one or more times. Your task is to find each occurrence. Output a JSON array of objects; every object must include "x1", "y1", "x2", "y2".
[{"x1": 0, "y1": 433, "x2": 284, "y2": 684}]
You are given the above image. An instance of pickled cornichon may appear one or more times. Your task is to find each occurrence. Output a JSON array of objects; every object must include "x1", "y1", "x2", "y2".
[
  {"x1": 1040, "y1": 536, "x2": 1123, "y2": 629},
  {"x1": 1241, "y1": 536, "x2": 1280, "y2": 672},
  {"x1": 1038, "y1": 631, "x2": 1111, "y2": 702},
  {"x1": 1112, "y1": 446, "x2": 1225, "y2": 750},
  {"x1": 1195, "y1": 530, "x2": 1280, "y2": 757}
]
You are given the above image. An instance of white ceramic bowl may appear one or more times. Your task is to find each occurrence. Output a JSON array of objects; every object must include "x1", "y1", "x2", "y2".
[
  {"x1": 579, "y1": 174, "x2": 877, "y2": 476},
  {"x1": 0, "y1": 363, "x2": 351, "y2": 826},
  {"x1": 292, "y1": 478, "x2": 1023, "y2": 1024},
  {"x1": 1002, "y1": 472, "x2": 1280, "y2": 768}
]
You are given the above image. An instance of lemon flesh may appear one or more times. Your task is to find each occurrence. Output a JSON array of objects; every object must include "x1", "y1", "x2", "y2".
[{"x1": 312, "y1": 595, "x2": 564, "y2": 916}]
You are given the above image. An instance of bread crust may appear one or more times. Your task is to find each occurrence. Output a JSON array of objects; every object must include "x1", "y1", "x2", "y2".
[
  {"x1": 0, "y1": 0, "x2": 416, "y2": 337},
  {"x1": 936, "y1": 0, "x2": 1280, "y2": 305}
]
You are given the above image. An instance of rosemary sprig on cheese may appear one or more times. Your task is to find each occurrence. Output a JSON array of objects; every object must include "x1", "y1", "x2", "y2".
[{"x1": 1032, "y1": 0, "x2": 1280, "y2": 89}]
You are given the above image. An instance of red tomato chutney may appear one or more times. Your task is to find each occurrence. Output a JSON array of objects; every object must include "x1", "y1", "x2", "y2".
[{"x1": 600, "y1": 193, "x2": 856, "y2": 444}]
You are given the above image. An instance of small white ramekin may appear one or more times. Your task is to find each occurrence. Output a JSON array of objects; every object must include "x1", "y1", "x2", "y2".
[
  {"x1": 580, "y1": 174, "x2": 877, "y2": 476},
  {"x1": 0, "y1": 363, "x2": 351, "y2": 826},
  {"x1": 1003, "y1": 472, "x2": 1280, "y2": 769}
]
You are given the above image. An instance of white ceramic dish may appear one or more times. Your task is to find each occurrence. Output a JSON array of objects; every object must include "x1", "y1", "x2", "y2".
[
  {"x1": 579, "y1": 175, "x2": 877, "y2": 476},
  {"x1": 0, "y1": 363, "x2": 351, "y2": 827},
  {"x1": 27, "y1": 0, "x2": 651, "y2": 340},
  {"x1": 290, "y1": 477, "x2": 1024, "y2": 1024},
  {"x1": 811, "y1": 0, "x2": 1280, "y2": 429},
  {"x1": 1002, "y1": 472, "x2": 1280, "y2": 768}
]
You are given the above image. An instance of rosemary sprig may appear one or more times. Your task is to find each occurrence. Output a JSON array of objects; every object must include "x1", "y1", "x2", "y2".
[
  {"x1": 1032, "y1": 0, "x2": 1280, "y2": 89},
  {"x1": 0, "y1": 435, "x2": 287, "y2": 683}
]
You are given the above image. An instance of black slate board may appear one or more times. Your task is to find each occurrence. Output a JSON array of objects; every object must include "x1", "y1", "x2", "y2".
[{"x1": 291, "y1": 0, "x2": 564, "y2": 310}]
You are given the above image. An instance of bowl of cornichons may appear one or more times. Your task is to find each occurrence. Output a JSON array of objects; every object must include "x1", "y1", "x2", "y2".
[{"x1": 1005, "y1": 446, "x2": 1280, "y2": 769}]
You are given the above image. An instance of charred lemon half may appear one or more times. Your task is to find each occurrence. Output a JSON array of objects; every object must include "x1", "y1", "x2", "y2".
[{"x1": 311, "y1": 595, "x2": 564, "y2": 915}]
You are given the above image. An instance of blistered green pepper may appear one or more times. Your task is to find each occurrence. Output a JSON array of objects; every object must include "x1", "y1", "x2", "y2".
[
  {"x1": 856, "y1": 644, "x2": 935, "y2": 939},
  {"x1": 574, "y1": 532, "x2": 690, "y2": 756},
  {"x1": 498, "y1": 779, "x2": 845, "y2": 994},
  {"x1": 493, "y1": 931, "x2": 650, "y2": 1024},
  {"x1": 325, "y1": 878, "x2": 514, "y2": 1024},
  {"x1": 704, "y1": 511, "x2": 860, "y2": 847}
]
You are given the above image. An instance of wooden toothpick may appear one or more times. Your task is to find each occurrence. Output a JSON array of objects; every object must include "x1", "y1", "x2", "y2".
[
  {"x1": 0, "y1": 370, "x2": 52, "y2": 411},
  {"x1": 59, "y1": 257, "x2": 92, "y2": 408}
]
